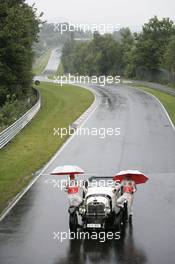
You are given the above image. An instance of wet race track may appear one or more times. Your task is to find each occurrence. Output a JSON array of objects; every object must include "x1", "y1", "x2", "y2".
[{"x1": 0, "y1": 84, "x2": 175, "y2": 264}]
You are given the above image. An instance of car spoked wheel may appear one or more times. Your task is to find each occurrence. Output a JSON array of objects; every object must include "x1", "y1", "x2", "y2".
[
  {"x1": 104, "y1": 213, "x2": 115, "y2": 231},
  {"x1": 123, "y1": 202, "x2": 128, "y2": 221},
  {"x1": 69, "y1": 209, "x2": 78, "y2": 232},
  {"x1": 114, "y1": 214, "x2": 121, "y2": 231}
]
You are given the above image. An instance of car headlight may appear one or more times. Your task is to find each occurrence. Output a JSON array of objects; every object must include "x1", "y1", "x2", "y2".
[
  {"x1": 104, "y1": 207, "x2": 111, "y2": 214},
  {"x1": 79, "y1": 206, "x2": 86, "y2": 215}
]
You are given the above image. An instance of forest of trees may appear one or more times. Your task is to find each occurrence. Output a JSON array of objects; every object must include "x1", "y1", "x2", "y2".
[
  {"x1": 0, "y1": 0, "x2": 41, "y2": 129},
  {"x1": 0, "y1": 0, "x2": 42, "y2": 106},
  {"x1": 62, "y1": 17, "x2": 175, "y2": 83}
]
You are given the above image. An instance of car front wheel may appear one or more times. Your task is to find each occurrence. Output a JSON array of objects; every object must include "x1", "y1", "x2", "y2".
[{"x1": 69, "y1": 212, "x2": 78, "y2": 232}]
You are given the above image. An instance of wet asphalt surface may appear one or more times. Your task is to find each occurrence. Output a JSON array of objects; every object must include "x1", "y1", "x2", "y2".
[
  {"x1": 0, "y1": 84, "x2": 175, "y2": 264},
  {"x1": 43, "y1": 49, "x2": 61, "y2": 75}
]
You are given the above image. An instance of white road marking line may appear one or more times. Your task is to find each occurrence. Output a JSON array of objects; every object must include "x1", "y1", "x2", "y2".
[
  {"x1": 148, "y1": 93, "x2": 175, "y2": 130},
  {"x1": 131, "y1": 86, "x2": 175, "y2": 131}
]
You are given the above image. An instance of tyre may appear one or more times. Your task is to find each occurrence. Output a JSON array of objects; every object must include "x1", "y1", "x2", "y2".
[
  {"x1": 105, "y1": 214, "x2": 114, "y2": 231},
  {"x1": 35, "y1": 80, "x2": 40, "y2": 86},
  {"x1": 114, "y1": 213, "x2": 122, "y2": 231},
  {"x1": 123, "y1": 202, "x2": 128, "y2": 219},
  {"x1": 69, "y1": 212, "x2": 78, "y2": 232}
]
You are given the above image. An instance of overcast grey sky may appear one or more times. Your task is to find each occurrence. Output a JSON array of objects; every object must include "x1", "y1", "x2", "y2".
[{"x1": 26, "y1": 0, "x2": 175, "y2": 31}]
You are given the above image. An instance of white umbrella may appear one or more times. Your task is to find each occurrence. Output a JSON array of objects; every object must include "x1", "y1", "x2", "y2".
[{"x1": 51, "y1": 165, "x2": 84, "y2": 176}]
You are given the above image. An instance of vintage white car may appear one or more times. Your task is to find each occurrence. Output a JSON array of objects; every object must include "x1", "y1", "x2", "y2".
[
  {"x1": 51, "y1": 165, "x2": 148, "y2": 232},
  {"x1": 69, "y1": 176, "x2": 127, "y2": 231}
]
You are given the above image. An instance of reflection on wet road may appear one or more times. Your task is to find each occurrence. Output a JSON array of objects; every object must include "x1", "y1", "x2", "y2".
[
  {"x1": 0, "y1": 85, "x2": 175, "y2": 264},
  {"x1": 55, "y1": 223, "x2": 147, "y2": 264}
]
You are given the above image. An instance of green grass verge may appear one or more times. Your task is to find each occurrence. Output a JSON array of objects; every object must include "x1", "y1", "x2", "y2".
[
  {"x1": 0, "y1": 82, "x2": 94, "y2": 213},
  {"x1": 33, "y1": 50, "x2": 51, "y2": 75},
  {"x1": 130, "y1": 84, "x2": 175, "y2": 125}
]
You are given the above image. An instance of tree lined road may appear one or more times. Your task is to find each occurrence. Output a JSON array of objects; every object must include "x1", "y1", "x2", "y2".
[{"x1": 0, "y1": 84, "x2": 175, "y2": 264}]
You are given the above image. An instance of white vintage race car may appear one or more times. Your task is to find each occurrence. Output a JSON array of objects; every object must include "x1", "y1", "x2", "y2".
[{"x1": 69, "y1": 177, "x2": 127, "y2": 231}]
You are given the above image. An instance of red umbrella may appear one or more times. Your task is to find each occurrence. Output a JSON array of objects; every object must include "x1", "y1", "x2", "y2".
[{"x1": 113, "y1": 170, "x2": 149, "y2": 184}]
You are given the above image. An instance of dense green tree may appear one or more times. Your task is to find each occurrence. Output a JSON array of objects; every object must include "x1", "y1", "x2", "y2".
[
  {"x1": 163, "y1": 36, "x2": 175, "y2": 72},
  {"x1": 134, "y1": 16, "x2": 175, "y2": 71},
  {"x1": 62, "y1": 32, "x2": 123, "y2": 76},
  {"x1": 120, "y1": 28, "x2": 135, "y2": 77},
  {"x1": 0, "y1": 0, "x2": 41, "y2": 106},
  {"x1": 62, "y1": 17, "x2": 175, "y2": 82}
]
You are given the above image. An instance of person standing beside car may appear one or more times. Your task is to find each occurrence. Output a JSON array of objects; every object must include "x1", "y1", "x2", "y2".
[
  {"x1": 116, "y1": 176, "x2": 137, "y2": 220},
  {"x1": 65, "y1": 175, "x2": 83, "y2": 207},
  {"x1": 65, "y1": 174, "x2": 87, "y2": 208}
]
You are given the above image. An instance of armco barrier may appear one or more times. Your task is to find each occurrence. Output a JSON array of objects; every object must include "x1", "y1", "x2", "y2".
[{"x1": 0, "y1": 89, "x2": 41, "y2": 149}]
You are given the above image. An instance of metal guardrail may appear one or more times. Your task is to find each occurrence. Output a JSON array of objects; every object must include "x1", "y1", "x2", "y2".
[{"x1": 0, "y1": 89, "x2": 41, "y2": 149}]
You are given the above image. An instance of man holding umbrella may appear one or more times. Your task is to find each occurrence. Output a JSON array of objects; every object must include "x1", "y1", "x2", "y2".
[{"x1": 113, "y1": 170, "x2": 149, "y2": 221}]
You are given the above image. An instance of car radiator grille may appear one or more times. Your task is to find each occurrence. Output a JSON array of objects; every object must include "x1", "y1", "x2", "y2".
[{"x1": 87, "y1": 203, "x2": 105, "y2": 216}]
